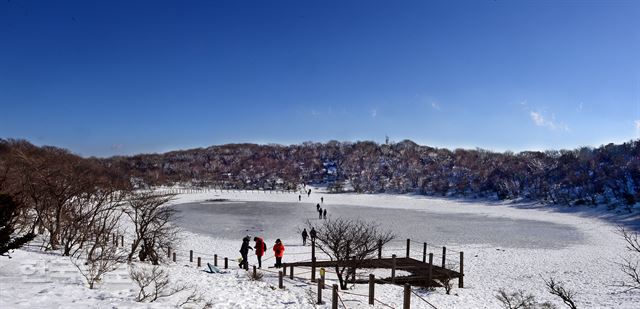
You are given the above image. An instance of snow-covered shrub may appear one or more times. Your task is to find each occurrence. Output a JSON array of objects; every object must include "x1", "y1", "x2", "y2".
[
  {"x1": 495, "y1": 289, "x2": 557, "y2": 309},
  {"x1": 496, "y1": 289, "x2": 538, "y2": 309},
  {"x1": 70, "y1": 236, "x2": 126, "y2": 289},
  {"x1": 129, "y1": 264, "x2": 203, "y2": 305},
  {"x1": 543, "y1": 277, "x2": 577, "y2": 309}
]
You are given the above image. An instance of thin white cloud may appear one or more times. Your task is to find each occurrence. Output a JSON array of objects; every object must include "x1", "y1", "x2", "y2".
[
  {"x1": 431, "y1": 101, "x2": 441, "y2": 110},
  {"x1": 370, "y1": 109, "x2": 377, "y2": 118},
  {"x1": 529, "y1": 111, "x2": 569, "y2": 132},
  {"x1": 635, "y1": 120, "x2": 640, "y2": 137},
  {"x1": 110, "y1": 144, "x2": 124, "y2": 150},
  {"x1": 530, "y1": 111, "x2": 545, "y2": 126},
  {"x1": 578, "y1": 102, "x2": 584, "y2": 112}
]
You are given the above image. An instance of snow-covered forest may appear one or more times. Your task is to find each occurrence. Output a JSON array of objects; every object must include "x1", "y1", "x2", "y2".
[{"x1": 103, "y1": 139, "x2": 640, "y2": 208}]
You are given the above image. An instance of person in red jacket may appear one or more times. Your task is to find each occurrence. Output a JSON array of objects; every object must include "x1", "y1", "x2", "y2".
[
  {"x1": 273, "y1": 239, "x2": 285, "y2": 268},
  {"x1": 253, "y1": 237, "x2": 267, "y2": 268}
]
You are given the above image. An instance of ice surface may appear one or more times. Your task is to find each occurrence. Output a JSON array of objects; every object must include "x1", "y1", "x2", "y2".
[{"x1": 172, "y1": 201, "x2": 583, "y2": 249}]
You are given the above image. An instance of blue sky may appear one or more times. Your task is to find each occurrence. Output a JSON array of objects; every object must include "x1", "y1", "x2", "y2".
[{"x1": 1, "y1": 0, "x2": 639, "y2": 157}]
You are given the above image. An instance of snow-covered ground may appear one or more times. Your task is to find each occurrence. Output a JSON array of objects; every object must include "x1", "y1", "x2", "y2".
[{"x1": 2, "y1": 187, "x2": 639, "y2": 308}]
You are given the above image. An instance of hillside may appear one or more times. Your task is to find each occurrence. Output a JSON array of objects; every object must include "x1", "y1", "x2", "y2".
[{"x1": 101, "y1": 140, "x2": 640, "y2": 208}]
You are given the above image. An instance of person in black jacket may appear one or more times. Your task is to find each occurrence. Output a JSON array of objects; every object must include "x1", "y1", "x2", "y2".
[
  {"x1": 310, "y1": 227, "x2": 317, "y2": 243},
  {"x1": 239, "y1": 236, "x2": 252, "y2": 270},
  {"x1": 323, "y1": 208, "x2": 327, "y2": 219},
  {"x1": 301, "y1": 228, "x2": 308, "y2": 246}
]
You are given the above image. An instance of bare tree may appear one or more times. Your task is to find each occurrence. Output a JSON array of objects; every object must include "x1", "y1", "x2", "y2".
[
  {"x1": 125, "y1": 191, "x2": 178, "y2": 264},
  {"x1": 496, "y1": 289, "x2": 539, "y2": 309},
  {"x1": 438, "y1": 272, "x2": 454, "y2": 295},
  {"x1": 306, "y1": 218, "x2": 394, "y2": 290},
  {"x1": 70, "y1": 194, "x2": 126, "y2": 289},
  {"x1": 129, "y1": 264, "x2": 201, "y2": 305},
  {"x1": 59, "y1": 189, "x2": 127, "y2": 256},
  {"x1": 616, "y1": 226, "x2": 640, "y2": 292},
  {"x1": 543, "y1": 277, "x2": 577, "y2": 309}
]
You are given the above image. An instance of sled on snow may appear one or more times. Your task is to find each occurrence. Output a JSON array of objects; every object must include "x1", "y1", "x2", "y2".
[{"x1": 204, "y1": 262, "x2": 226, "y2": 274}]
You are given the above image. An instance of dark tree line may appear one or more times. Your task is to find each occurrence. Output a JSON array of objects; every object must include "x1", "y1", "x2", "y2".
[
  {"x1": 104, "y1": 139, "x2": 639, "y2": 208},
  {"x1": 2, "y1": 138, "x2": 638, "y2": 209}
]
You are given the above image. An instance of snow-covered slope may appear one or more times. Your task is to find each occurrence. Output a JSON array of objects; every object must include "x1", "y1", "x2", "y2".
[{"x1": 1, "y1": 187, "x2": 639, "y2": 308}]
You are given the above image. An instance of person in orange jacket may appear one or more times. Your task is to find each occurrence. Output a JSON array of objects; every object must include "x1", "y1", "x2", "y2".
[{"x1": 273, "y1": 239, "x2": 285, "y2": 268}]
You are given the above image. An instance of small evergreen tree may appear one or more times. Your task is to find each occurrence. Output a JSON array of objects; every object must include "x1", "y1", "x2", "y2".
[{"x1": 0, "y1": 194, "x2": 35, "y2": 257}]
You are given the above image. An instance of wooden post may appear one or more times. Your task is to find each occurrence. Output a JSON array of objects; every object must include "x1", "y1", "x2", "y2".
[
  {"x1": 172, "y1": 252, "x2": 176, "y2": 262},
  {"x1": 311, "y1": 257, "x2": 316, "y2": 282},
  {"x1": 332, "y1": 284, "x2": 338, "y2": 309},
  {"x1": 391, "y1": 254, "x2": 396, "y2": 283},
  {"x1": 253, "y1": 265, "x2": 257, "y2": 278},
  {"x1": 167, "y1": 246, "x2": 171, "y2": 258},
  {"x1": 283, "y1": 264, "x2": 287, "y2": 276},
  {"x1": 214, "y1": 254, "x2": 218, "y2": 266},
  {"x1": 190, "y1": 250, "x2": 193, "y2": 262},
  {"x1": 197, "y1": 257, "x2": 201, "y2": 267},
  {"x1": 442, "y1": 246, "x2": 447, "y2": 268},
  {"x1": 369, "y1": 274, "x2": 375, "y2": 305},
  {"x1": 459, "y1": 251, "x2": 464, "y2": 288},
  {"x1": 428, "y1": 253, "x2": 433, "y2": 287},
  {"x1": 279, "y1": 271, "x2": 284, "y2": 289},
  {"x1": 290, "y1": 265, "x2": 294, "y2": 279},
  {"x1": 406, "y1": 238, "x2": 410, "y2": 258},
  {"x1": 403, "y1": 284, "x2": 411, "y2": 309},
  {"x1": 378, "y1": 239, "x2": 383, "y2": 259},
  {"x1": 120, "y1": 235, "x2": 124, "y2": 247},
  {"x1": 224, "y1": 257, "x2": 228, "y2": 269},
  {"x1": 317, "y1": 270, "x2": 324, "y2": 304},
  {"x1": 422, "y1": 242, "x2": 427, "y2": 263}
]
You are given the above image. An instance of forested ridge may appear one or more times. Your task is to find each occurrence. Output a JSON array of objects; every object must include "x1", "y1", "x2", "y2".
[{"x1": 2, "y1": 139, "x2": 639, "y2": 208}]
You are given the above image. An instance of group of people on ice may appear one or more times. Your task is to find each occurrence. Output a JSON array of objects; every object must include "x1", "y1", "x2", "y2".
[
  {"x1": 239, "y1": 186, "x2": 327, "y2": 269},
  {"x1": 239, "y1": 236, "x2": 285, "y2": 269},
  {"x1": 316, "y1": 203, "x2": 327, "y2": 219}
]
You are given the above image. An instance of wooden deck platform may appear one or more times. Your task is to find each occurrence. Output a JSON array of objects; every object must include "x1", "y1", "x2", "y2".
[{"x1": 284, "y1": 257, "x2": 461, "y2": 287}]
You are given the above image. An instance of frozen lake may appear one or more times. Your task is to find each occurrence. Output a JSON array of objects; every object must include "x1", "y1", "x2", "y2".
[{"x1": 171, "y1": 200, "x2": 584, "y2": 249}]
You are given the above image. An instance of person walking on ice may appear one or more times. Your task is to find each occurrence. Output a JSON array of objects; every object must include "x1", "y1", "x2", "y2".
[
  {"x1": 321, "y1": 196, "x2": 323, "y2": 204},
  {"x1": 298, "y1": 194, "x2": 301, "y2": 202},
  {"x1": 239, "y1": 236, "x2": 252, "y2": 270},
  {"x1": 318, "y1": 207, "x2": 323, "y2": 219},
  {"x1": 273, "y1": 239, "x2": 285, "y2": 268},
  {"x1": 323, "y1": 208, "x2": 327, "y2": 219},
  {"x1": 307, "y1": 188, "x2": 311, "y2": 197},
  {"x1": 310, "y1": 227, "x2": 317, "y2": 243},
  {"x1": 301, "y1": 228, "x2": 308, "y2": 246},
  {"x1": 253, "y1": 237, "x2": 266, "y2": 268}
]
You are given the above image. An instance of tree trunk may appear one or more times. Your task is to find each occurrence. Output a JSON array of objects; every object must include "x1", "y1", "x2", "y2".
[{"x1": 336, "y1": 266, "x2": 348, "y2": 290}]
